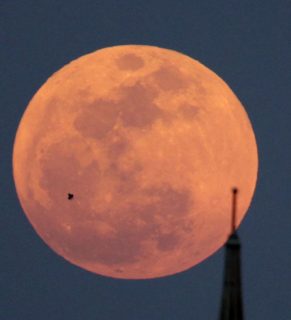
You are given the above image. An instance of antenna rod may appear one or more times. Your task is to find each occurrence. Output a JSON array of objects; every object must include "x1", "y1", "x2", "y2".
[{"x1": 231, "y1": 187, "x2": 238, "y2": 234}]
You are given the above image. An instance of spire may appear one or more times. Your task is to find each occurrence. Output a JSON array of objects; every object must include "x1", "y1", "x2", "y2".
[
  {"x1": 219, "y1": 188, "x2": 244, "y2": 320},
  {"x1": 231, "y1": 187, "x2": 238, "y2": 234}
]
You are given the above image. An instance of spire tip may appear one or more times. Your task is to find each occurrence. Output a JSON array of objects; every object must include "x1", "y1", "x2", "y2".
[{"x1": 232, "y1": 187, "x2": 238, "y2": 194}]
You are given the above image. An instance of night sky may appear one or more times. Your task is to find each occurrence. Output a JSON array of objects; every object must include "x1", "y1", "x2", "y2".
[{"x1": 1, "y1": 1, "x2": 290, "y2": 319}]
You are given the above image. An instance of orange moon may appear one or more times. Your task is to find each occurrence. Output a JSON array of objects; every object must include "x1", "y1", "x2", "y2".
[{"x1": 13, "y1": 45, "x2": 258, "y2": 279}]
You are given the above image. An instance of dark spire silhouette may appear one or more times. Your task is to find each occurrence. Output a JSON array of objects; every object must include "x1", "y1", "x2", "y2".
[{"x1": 219, "y1": 188, "x2": 244, "y2": 320}]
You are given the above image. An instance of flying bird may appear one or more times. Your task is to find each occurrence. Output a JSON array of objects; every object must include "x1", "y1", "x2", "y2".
[{"x1": 67, "y1": 193, "x2": 74, "y2": 200}]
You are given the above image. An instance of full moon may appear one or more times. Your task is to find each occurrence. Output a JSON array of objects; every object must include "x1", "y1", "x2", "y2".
[{"x1": 13, "y1": 45, "x2": 258, "y2": 279}]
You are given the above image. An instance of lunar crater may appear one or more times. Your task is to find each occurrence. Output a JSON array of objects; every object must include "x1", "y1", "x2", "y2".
[
  {"x1": 116, "y1": 53, "x2": 144, "y2": 71},
  {"x1": 179, "y1": 103, "x2": 200, "y2": 119},
  {"x1": 151, "y1": 64, "x2": 191, "y2": 91}
]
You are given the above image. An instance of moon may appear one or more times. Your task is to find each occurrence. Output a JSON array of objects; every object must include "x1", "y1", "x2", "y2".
[{"x1": 13, "y1": 45, "x2": 258, "y2": 279}]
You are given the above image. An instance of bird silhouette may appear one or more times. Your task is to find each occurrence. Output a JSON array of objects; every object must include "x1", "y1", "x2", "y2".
[{"x1": 68, "y1": 193, "x2": 74, "y2": 200}]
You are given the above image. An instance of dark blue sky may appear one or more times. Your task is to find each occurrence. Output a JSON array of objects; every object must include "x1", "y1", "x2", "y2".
[{"x1": 1, "y1": 1, "x2": 290, "y2": 319}]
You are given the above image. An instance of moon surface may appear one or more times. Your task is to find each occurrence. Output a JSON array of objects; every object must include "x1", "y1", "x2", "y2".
[{"x1": 13, "y1": 45, "x2": 258, "y2": 279}]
